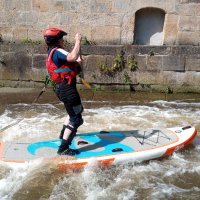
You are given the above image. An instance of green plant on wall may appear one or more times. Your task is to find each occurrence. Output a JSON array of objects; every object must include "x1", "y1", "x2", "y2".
[
  {"x1": 128, "y1": 56, "x2": 138, "y2": 71},
  {"x1": 0, "y1": 34, "x2": 3, "y2": 42},
  {"x1": 165, "y1": 86, "x2": 173, "y2": 94},
  {"x1": 99, "y1": 63, "x2": 113, "y2": 76},
  {"x1": 140, "y1": 83, "x2": 151, "y2": 89},
  {"x1": 92, "y1": 74, "x2": 96, "y2": 79},
  {"x1": 21, "y1": 38, "x2": 42, "y2": 45},
  {"x1": 99, "y1": 63, "x2": 108, "y2": 73},
  {"x1": 81, "y1": 37, "x2": 96, "y2": 45},
  {"x1": 63, "y1": 40, "x2": 71, "y2": 48},
  {"x1": 123, "y1": 71, "x2": 131, "y2": 84},
  {"x1": 41, "y1": 74, "x2": 56, "y2": 88},
  {"x1": 149, "y1": 50, "x2": 155, "y2": 56},
  {"x1": 99, "y1": 51, "x2": 125, "y2": 76},
  {"x1": 99, "y1": 50, "x2": 126, "y2": 77},
  {"x1": 112, "y1": 50, "x2": 125, "y2": 72}
]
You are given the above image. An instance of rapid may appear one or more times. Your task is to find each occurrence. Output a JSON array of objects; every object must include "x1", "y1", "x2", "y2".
[{"x1": 0, "y1": 89, "x2": 200, "y2": 200}]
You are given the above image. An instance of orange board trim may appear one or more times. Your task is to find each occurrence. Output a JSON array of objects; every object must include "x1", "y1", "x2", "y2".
[
  {"x1": 0, "y1": 142, "x2": 4, "y2": 161},
  {"x1": 0, "y1": 128, "x2": 197, "y2": 169},
  {"x1": 164, "y1": 128, "x2": 197, "y2": 156}
]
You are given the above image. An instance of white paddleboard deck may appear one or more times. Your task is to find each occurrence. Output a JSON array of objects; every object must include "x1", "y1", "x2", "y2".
[{"x1": 0, "y1": 126, "x2": 197, "y2": 168}]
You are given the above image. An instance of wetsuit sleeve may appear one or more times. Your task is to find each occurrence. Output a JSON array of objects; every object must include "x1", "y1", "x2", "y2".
[
  {"x1": 52, "y1": 48, "x2": 69, "y2": 68},
  {"x1": 56, "y1": 49, "x2": 69, "y2": 62}
]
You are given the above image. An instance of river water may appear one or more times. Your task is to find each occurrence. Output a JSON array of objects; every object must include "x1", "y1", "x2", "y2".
[{"x1": 0, "y1": 89, "x2": 200, "y2": 200}]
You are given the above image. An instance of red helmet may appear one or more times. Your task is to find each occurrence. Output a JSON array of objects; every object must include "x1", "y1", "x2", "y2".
[{"x1": 43, "y1": 28, "x2": 67, "y2": 45}]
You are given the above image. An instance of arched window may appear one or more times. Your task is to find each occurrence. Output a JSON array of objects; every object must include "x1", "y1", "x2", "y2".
[{"x1": 134, "y1": 8, "x2": 165, "y2": 45}]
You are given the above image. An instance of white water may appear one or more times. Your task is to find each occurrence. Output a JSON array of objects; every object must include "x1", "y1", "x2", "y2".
[{"x1": 0, "y1": 99, "x2": 200, "y2": 200}]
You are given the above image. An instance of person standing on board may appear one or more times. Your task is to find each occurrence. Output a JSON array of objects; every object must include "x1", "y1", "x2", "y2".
[{"x1": 43, "y1": 28, "x2": 83, "y2": 156}]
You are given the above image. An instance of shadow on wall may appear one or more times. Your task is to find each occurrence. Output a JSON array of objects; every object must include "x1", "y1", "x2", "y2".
[{"x1": 134, "y1": 8, "x2": 166, "y2": 45}]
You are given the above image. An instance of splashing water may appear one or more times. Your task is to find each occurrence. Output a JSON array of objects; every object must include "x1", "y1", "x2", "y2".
[{"x1": 0, "y1": 95, "x2": 200, "y2": 200}]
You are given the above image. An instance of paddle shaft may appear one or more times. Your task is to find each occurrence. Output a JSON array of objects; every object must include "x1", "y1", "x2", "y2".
[{"x1": 79, "y1": 47, "x2": 92, "y2": 90}]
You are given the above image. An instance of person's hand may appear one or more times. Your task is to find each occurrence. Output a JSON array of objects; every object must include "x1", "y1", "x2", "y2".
[
  {"x1": 75, "y1": 33, "x2": 82, "y2": 43},
  {"x1": 76, "y1": 56, "x2": 82, "y2": 62}
]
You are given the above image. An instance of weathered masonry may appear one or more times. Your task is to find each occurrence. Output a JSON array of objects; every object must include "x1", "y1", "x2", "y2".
[
  {"x1": 0, "y1": 43, "x2": 199, "y2": 93},
  {"x1": 0, "y1": 0, "x2": 199, "y2": 45},
  {"x1": 0, "y1": 0, "x2": 200, "y2": 92}
]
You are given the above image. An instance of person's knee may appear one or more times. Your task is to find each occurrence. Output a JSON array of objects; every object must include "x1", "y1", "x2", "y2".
[
  {"x1": 69, "y1": 115, "x2": 83, "y2": 130},
  {"x1": 74, "y1": 116, "x2": 84, "y2": 129}
]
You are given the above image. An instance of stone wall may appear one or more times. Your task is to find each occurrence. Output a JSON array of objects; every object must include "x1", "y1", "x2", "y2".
[
  {"x1": 0, "y1": 0, "x2": 199, "y2": 45},
  {"x1": 0, "y1": 0, "x2": 200, "y2": 93},
  {"x1": 0, "y1": 43, "x2": 200, "y2": 93}
]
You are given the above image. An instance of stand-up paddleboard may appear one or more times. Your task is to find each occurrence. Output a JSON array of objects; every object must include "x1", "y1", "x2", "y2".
[{"x1": 0, "y1": 126, "x2": 197, "y2": 169}]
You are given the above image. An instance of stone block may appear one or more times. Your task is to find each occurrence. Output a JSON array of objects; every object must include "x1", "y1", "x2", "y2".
[
  {"x1": 32, "y1": 0, "x2": 49, "y2": 12},
  {"x1": 81, "y1": 45, "x2": 123, "y2": 56},
  {"x1": 121, "y1": 14, "x2": 135, "y2": 44},
  {"x1": 178, "y1": 16, "x2": 198, "y2": 31},
  {"x1": 185, "y1": 56, "x2": 200, "y2": 71},
  {"x1": 37, "y1": 12, "x2": 60, "y2": 28},
  {"x1": 92, "y1": 26, "x2": 121, "y2": 44},
  {"x1": 186, "y1": 71, "x2": 200, "y2": 86},
  {"x1": 0, "y1": 28, "x2": 13, "y2": 42},
  {"x1": 16, "y1": 12, "x2": 38, "y2": 26},
  {"x1": 63, "y1": 0, "x2": 90, "y2": 13},
  {"x1": 175, "y1": 4, "x2": 196, "y2": 16},
  {"x1": 0, "y1": 1, "x2": 3, "y2": 10},
  {"x1": 8, "y1": 43, "x2": 33, "y2": 54},
  {"x1": 104, "y1": 13, "x2": 123, "y2": 26},
  {"x1": 123, "y1": 70, "x2": 138, "y2": 84},
  {"x1": 136, "y1": 55, "x2": 147, "y2": 71},
  {"x1": 171, "y1": 45, "x2": 200, "y2": 55},
  {"x1": 196, "y1": 4, "x2": 200, "y2": 16},
  {"x1": 0, "y1": 11, "x2": 6, "y2": 25},
  {"x1": 163, "y1": 14, "x2": 178, "y2": 45},
  {"x1": 33, "y1": 54, "x2": 46, "y2": 69},
  {"x1": 80, "y1": 13, "x2": 105, "y2": 27},
  {"x1": 137, "y1": 71, "x2": 162, "y2": 85},
  {"x1": 176, "y1": 31, "x2": 199, "y2": 45},
  {"x1": 133, "y1": 0, "x2": 173, "y2": 13},
  {"x1": 0, "y1": 43, "x2": 10, "y2": 52},
  {"x1": 146, "y1": 56, "x2": 163, "y2": 71},
  {"x1": 162, "y1": 71, "x2": 178, "y2": 85},
  {"x1": 27, "y1": 29, "x2": 43, "y2": 41},
  {"x1": 31, "y1": 67, "x2": 47, "y2": 81},
  {"x1": 90, "y1": 0, "x2": 112, "y2": 13},
  {"x1": 106, "y1": 55, "x2": 114, "y2": 67},
  {"x1": 1, "y1": 51, "x2": 32, "y2": 80},
  {"x1": 121, "y1": 30, "x2": 134, "y2": 45},
  {"x1": 111, "y1": 0, "x2": 132, "y2": 13},
  {"x1": 84, "y1": 55, "x2": 106, "y2": 72},
  {"x1": 125, "y1": 45, "x2": 172, "y2": 56},
  {"x1": 163, "y1": 0, "x2": 176, "y2": 13},
  {"x1": 69, "y1": 26, "x2": 92, "y2": 42},
  {"x1": 180, "y1": 0, "x2": 200, "y2": 3},
  {"x1": 59, "y1": 13, "x2": 73, "y2": 26},
  {"x1": 4, "y1": 0, "x2": 31, "y2": 11},
  {"x1": 13, "y1": 27, "x2": 28, "y2": 41},
  {"x1": 49, "y1": 0, "x2": 65, "y2": 12},
  {"x1": 32, "y1": 44, "x2": 47, "y2": 54},
  {"x1": 162, "y1": 55, "x2": 185, "y2": 71}
]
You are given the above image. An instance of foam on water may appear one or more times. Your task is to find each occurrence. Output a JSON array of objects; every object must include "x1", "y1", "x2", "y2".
[
  {"x1": 0, "y1": 159, "x2": 42, "y2": 200},
  {"x1": 0, "y1": 99, "x2": 200, "y2": 199}
]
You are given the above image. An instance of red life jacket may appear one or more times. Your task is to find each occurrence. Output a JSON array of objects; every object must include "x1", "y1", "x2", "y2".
[{"x1": 46, "y1": 47, "x2": 81, "y2": 85}]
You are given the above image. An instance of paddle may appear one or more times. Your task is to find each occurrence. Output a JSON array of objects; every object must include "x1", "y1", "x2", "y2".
[
  {"x1": 79, "y1": 47, "x2": 92, "y2": 90},
  {"x1": 0, "y1": 51, "x2": 91, "y2": 133},
  {"x1": 33, "y1": 74, "x2": 51, "y2": 103},
  {"x1": 81, "y1": 78, "x2": 91, "y2": 89},
  {"x1": 0, "y1": 76, "x2": 50, "y2": 134},
  {"x1": 54, "y1": 65, "x2": 92, "y2": 90}
]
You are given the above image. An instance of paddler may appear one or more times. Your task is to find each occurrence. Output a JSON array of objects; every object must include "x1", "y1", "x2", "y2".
[{"x1": 43, "y1": 28, "x2": 83, "y2": 156}]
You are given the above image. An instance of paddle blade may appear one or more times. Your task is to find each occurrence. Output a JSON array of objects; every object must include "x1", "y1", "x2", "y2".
[{"x1": 81, "y1": 79, "x2": 91, "y2": 89}]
